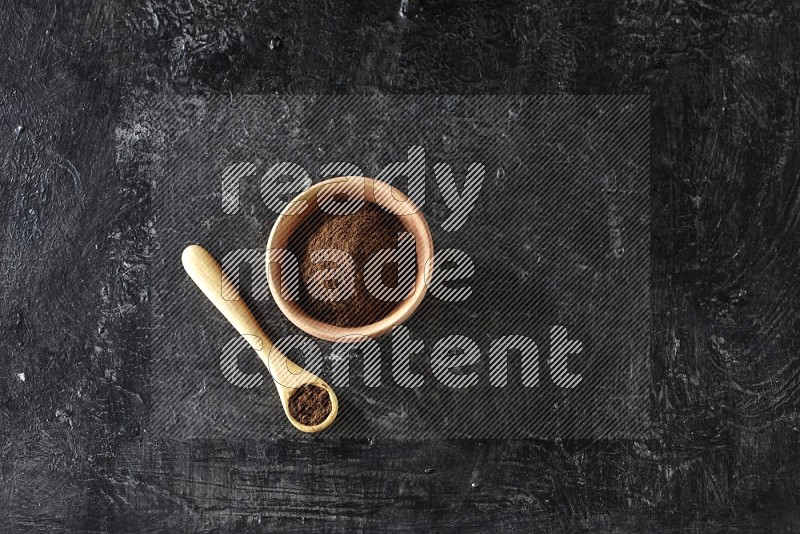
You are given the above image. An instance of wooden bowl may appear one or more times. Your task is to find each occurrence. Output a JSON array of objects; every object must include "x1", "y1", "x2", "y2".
[{"x1": 266, "y1": 176, "x2": 434, "y2": 342}]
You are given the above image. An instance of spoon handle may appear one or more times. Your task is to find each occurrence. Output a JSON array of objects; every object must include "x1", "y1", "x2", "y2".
[{"x1": 181, "y1": 244, "x2": 305, "y2": 385}]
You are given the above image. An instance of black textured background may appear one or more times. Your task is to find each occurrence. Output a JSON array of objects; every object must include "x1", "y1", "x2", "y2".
[
  {"x1": 1, "y1": 0, "x2": 799, "y2": 531},
  {"x1": 140, "y1": 95, "x2": 649, "y2": 440}
]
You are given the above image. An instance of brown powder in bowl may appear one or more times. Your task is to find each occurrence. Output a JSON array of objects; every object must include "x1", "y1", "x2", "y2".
[
  {"x1": 288, "y1": 384, "x2": 332, "y2": 426},
  {"x1": 287, "y1": 203, "x2": 416, "y2": 327}
]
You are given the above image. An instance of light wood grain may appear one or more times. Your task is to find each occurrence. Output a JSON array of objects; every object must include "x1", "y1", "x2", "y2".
[
  {"x1": 181, "y1": 244, "x2": 338, "y2": 433},
  {"x1": 266, "y1": 176, "x2": 435, "y2": 342}
]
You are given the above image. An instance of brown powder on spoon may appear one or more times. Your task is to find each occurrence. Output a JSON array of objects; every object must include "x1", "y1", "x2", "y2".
[
  {"x1": 288, "y1": 384, "x2": 332, "y2": 426},
  {"x1": 287, "y1": 203, "x2": 416, "y2": 327}
]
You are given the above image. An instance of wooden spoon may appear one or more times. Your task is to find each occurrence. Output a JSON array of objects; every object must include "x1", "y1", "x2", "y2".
[{"x1": 181, "y1": 244, "x2": 338, "y2": 433}]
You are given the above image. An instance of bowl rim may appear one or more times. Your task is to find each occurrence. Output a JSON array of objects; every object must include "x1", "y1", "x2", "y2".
[{"x1": 266, "y1": 176, "x2": 434, "y2": 342}]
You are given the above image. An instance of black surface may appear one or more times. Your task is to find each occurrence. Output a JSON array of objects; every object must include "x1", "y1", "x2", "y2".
[
  {"x1": 2, "y1": 0, "x2": 800, "y2": 531},
  {"x1": 140, "y1": 94, "x2": 649, "y2": 440}
]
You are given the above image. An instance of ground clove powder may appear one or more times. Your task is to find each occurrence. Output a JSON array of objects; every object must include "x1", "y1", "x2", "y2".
[
  {"x1": 288, "y1": 384, "x2": 332, "y2": 426},
  {"x1": 288, "y1": 203, "x2": 415, "y2": 327}
]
